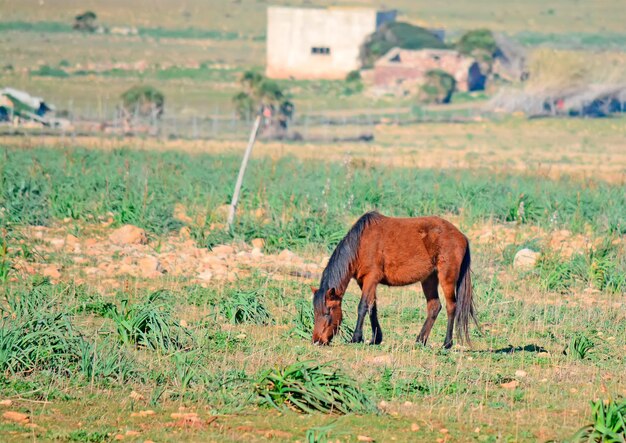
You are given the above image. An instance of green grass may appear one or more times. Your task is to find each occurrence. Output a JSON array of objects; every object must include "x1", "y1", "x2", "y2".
[{"x1": 1, "y1": 146, "x2": 624, "y2": 251}]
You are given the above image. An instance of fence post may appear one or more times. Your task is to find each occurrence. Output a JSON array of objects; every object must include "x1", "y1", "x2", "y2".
[{"x1": 227, "y1": 114, "x2": 262, "y2": 230}]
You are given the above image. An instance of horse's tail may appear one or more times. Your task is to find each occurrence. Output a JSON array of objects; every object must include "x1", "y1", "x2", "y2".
[{"x1": 455, "y1": 239, "x2": 477, "y2": 346}]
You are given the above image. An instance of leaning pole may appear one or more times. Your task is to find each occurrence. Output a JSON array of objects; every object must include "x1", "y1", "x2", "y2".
[{"x1": 227, "y1": 114, "x2": 262, "y2": 231}]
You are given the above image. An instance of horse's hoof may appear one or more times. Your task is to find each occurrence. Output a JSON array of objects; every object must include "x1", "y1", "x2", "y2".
[
  {"x1": 350, "y1": 336, "x2": 364, "y2": 344},
  {"x1": 369, "y1": 334, "x2": 383, "y2": 345},
  {"x1": 443, "y1": 342, "x2": 453, "y2": 349}
]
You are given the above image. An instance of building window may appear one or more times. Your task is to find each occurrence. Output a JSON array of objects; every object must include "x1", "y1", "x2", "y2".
[{"x1": 311, "y1": 47, "x2": 331, "y2": 55}]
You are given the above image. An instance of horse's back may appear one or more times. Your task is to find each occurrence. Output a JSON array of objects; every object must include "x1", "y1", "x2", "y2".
[{"x1": 356, "y1": 214, "x2": 467, "y2": 286}]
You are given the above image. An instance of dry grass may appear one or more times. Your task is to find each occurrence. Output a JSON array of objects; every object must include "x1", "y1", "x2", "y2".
[
  {"x1": 1, "y1": 0, "x2": 624, "y2": 34},
  {"x1": 526, "y1": 48, "x2": 626, "y2": 92}
]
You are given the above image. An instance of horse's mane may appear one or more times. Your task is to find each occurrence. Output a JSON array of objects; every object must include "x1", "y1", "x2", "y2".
[{"x1": 314, "y1": 211, "x2": 382, "y2": 314}]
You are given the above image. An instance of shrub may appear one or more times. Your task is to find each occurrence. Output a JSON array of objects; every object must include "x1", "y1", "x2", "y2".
[
  {"x1": 255, "y1": 361, "x2": 377, "y2": 414},
  {"x1": 456, "y1": 29, "x2": 497, "y2": 59},
  {"x1": 360, "y1": 22, "x2": 447, "y2": 67},
  {"x1": 121, "y1": 85, "x2": 165, "y2": 118},
  {"x1": 419, "y1": 69, "x2": 456, "y2": 104},
  {"x1": 31, "y1": 65, "x2": 69, "y2": 78}
]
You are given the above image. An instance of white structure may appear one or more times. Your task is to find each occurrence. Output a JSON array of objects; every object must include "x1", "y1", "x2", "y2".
[{"x1": 266, "y1": 6, "x2": 396, "y2": 80}]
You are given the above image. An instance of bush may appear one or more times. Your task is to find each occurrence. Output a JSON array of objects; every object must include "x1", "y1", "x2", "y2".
[
  {"x1": 419, "y1": 69, "x2": 456, "y2": 104},
  {"x1": 360, "y1": 22, "x2": 447, "y2": 67},
  {"x1": 255, "y1": 361, "x2": 377, "y2": 414},
  {"x1": 121, "y1": 85, "x2": 165, "y2": 118},
  {"x1": 456, "y1": 29, "x2": 497, "y2": 58}
]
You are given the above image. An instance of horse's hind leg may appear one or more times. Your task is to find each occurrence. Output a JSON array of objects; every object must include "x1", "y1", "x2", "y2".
[
  {"x1": 416, "y1": 273, "x2": 441, "y2": 345},
  {"x1": 439, "y1": 266, "x2": 460, "y2": 349}
]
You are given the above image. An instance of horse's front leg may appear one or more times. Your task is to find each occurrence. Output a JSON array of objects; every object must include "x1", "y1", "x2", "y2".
[
  {"x1": 368, "y1": 301, "x2": 383, "y2": 345},
  {"x1": 351, "y1": 279, "x2": 378, "y2": 344}
]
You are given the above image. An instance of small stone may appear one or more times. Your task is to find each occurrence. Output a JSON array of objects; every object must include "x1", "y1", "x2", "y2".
[
  {"x1": 0, "y1": 400, "x2": 13, "y2": 407},
  {"x1": 125, "y1": 430, "x2": 141, "y2": 436},
  {"x1": 501, "y1": 380, "x2": 519, "y2": 389},
  {"x1": 251, "y1": 238, "x2": 265, "y2": 249},
  {"x1": 129, "y1": 391, "x2": 144, "y2": 401},
  {"x1": 411, "y1": 423, "x2": 420, "y2": 432},
  {"x1": 357, "y1": 436, "x2": 374, "y2": 442},
  {"x1": 114, "y1": 435, "x2": 124, "y2": 441},
  {"x1": 2, "y1": 411, "x2": 29, "y2": 424},
  {"x1": 179, "y1": 226, "x2": 191, "y2": 240},
  {"x1": 109, "y1": 225, "x2": 148, "y2": 245},
  {"x1": 515, "y1": 370, "x2": 527, "y2": 378},
  {"x1": 197, "y1": 270, "x2": 213, "y2": 281},
  {"x1": 278, "y1": 249, "x2": 301, "y2": 263},
  {"x1": 65, "y1": 234, "x2": 79, "y2": 247},
  {"x1": 513, "y1": 248, "x2": 540, "y2": 270},
  {"x1": 42, "y1": 265, "x2": 61, "y2": 280},
  {"x1": 440, "y1": 428, "x2": 449, "y2": 434},
  {"x1": 138, "y1": 256, "x2": 163, "y2": 277},
  {"x1": 211, "y1": 245, "x2": 234, "y2": 256}
]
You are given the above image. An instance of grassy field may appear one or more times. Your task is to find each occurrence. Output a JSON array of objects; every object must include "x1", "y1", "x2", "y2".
[
  {"x1": 1, "y1": 121, "x2": 625, "y2": 441},
  {"x1": 1, "y1": 1, "x2": 625, "y2": 441}
]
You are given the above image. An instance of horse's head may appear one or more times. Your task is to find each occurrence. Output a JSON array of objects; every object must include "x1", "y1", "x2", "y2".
[{"x1": 311, "y1": 286, "x2": 343, "y2": 345}]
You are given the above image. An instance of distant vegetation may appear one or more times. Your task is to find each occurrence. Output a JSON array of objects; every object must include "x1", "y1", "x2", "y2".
[
  {"x1": 359, "y1": 22, "x2": 447, "y2": 67},
  {"x1": 419, "y1": 69, "x2": 457, "y2": 104},
  {"x1": 121, "y1": 85, "x2": 165, "y2": 118}
]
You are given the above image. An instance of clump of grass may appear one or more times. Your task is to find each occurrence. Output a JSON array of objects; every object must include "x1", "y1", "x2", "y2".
[
  {"x1": 564, "y1": 334, "x2": 594, "y2": 360},
  {"x1": 106, "y1": 290, "x2": 190, "y2": 351},
  {"x1": 220, "y1": 290, "x2": 272, "y2": 325},
  {"x1": 537, "y1": 242, "x2": 626, "y2": 294},
  {"x1": 571, "y1": 397, "x2": 626, "y2": 442},
  {"x1": 255, "y1": 361, "x2": 377, "y2": 414}
]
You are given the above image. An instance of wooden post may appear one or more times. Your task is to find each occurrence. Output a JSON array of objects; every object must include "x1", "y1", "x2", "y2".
[{"x1": 227, "y1": 114, "x2": 262, "y2": 230}]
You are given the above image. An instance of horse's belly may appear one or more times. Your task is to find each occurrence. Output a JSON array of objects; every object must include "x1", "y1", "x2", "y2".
[{"x1": 382, "y1": 261, "x2": 434, "y2": 286}]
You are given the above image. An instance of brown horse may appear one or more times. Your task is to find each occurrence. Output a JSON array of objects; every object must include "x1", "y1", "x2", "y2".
[{"x1": 311, "y1": 211, "x2": 476, "y2": 348}]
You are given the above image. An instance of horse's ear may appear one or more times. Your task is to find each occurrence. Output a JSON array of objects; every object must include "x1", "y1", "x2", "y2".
[
  {"x1": 310, "y1": 286, "x2": 318, "y2": 295},
  {"x1": 325, "y1": 287, "x2": 341, "y2": 302}
]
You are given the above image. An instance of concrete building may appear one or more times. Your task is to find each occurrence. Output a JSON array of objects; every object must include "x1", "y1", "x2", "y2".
[
  {"x1": 266, "y1": 6, "x2": 396, "y2": 80},
  {"x1": 373, "y1": 48, "x2": 486, "y2": 94}
]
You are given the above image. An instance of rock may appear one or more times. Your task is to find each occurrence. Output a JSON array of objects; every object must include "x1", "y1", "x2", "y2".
[
  {"x1": 0, "y1": 400, "x2": 12, "y2": 407},
  {"x1": 500, "y1": 380, "x2": 519, "y2": 389},
  {"x1": 125, "y1": 430, "x2": 141, "y2": 437},
  {"x1": 179, "y1": 226, "x2": 192, "y2": 240},
  {"x1": 130, "y1": 410, "x2": 155, "y2": 418},
  {"x1": 129, "y1": 391, "x2": 144, "y2": 401},
  {"x1": 109, "y1": 225, "x2": 148, "y2": 245},
  {"x1": 65, "y1": 234, "x2": 79, "y2": 247},
  {"x1": 197, "y1": 271, "x2": 213, "y2": 281},
  {"x1": 513, "y1": 248, "x2": 540, "y2": 270},
  {"x1": 138, "y1": 256, "x2": 163, "y2": 277},
  {"x1": 47, "y1": 238, "x2": 65, "y2": 250},
  {"x1": 250, "y1": 247, "x2": 263, "y2": 257},
  {"x1": 357, "y1": 436, "x2": 374, "y2": 442},
  {"x1": 411, "y1": 423, "x2": 420, "y2": 432},
  {"x1": 211, "y1": 245, "x2": 234, "y2": 256},
  {"x1": 114, "y1": 435, "x2": 124, "y2": 441},
  {"x1": 515, "y1": 370, "x2": 527, "y2": 378},
  {"x1": 251, "y1": 238, "x2": 265, "y2": 249},
  {"x1": 3, "y1": 411, "x2": 29, "y2": 424},
  {"x1": 173, "y1": 203, "x2": 193, "y2": 225},
  {"x1": 278, "y1": 249, "x2": 301, "y2": 263},
  {"x1": 42, "y1": 265, "x2": 61, "y2": 280}
]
